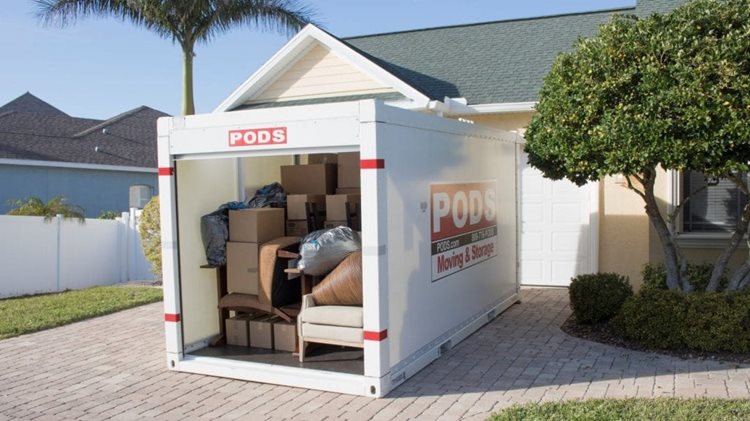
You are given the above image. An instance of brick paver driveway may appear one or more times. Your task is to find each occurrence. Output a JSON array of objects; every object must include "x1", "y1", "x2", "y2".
[{"x1": 1, "y1": 288, "x2": 748, "y2": 420}]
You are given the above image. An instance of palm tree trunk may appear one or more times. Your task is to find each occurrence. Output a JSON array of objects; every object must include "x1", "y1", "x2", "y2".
[{"x1": 182, "y1": 49, "x2": 195, "y2": 116}]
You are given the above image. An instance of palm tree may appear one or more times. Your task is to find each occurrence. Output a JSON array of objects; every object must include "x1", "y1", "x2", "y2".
[
  {"x1": 7, "y1": 196, "x2": 86, "y2": 223},
  {"x1": 36, "y1": 0, "x2": 317, "y2": 115}
]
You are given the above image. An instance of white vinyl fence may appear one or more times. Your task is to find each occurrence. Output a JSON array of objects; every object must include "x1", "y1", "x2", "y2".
[{"x1": 0, "y1": 209, "x2": 153, "y2": 298}]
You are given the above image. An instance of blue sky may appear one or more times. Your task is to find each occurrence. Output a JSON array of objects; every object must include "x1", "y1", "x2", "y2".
[{"x1": 1, "y1": 0, "x2": 634, "y2": 119}]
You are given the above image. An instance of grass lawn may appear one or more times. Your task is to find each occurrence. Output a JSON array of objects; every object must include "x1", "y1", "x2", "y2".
[
  {"x1": 489, "y1": 398, "x2": 750, "y2": 420},
  {"x1": 0, "y1": 285, "x2": 162, "y2": 340}
]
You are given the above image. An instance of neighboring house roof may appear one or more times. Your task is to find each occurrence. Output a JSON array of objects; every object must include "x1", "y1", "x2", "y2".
[
  {"x1": 0, "y1": 92, "x2": 68, "y2": 116},
  {"x1": 0, "y1": 93, "x2": 168, "y2": 169},
  {"x1": 343, "y1": 0, "x2": 685, "y2": 105}
]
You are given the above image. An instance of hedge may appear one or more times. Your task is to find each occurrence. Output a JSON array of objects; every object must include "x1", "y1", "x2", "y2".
[{"x1": 569, "y1": 273, "x2": 632, "y2": 324}]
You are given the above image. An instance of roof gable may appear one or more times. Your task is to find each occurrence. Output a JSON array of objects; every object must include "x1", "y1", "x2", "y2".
[
  {"x1": 248, "y1": 43, "x2": 395, "y2": 104},
  {"x1": 0, "y1": 92, "x2": 68, "y2": 116},
  {"x1": 217, "y1": 0, "x2": 687, "y2": 112},
  {"x1": 215, "y1": 25, "x2": 430, "y2": 112}
]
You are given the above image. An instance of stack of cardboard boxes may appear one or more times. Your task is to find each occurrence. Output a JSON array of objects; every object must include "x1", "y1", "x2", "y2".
[
  {"x1": 281, "y1": 154, "x2": 338, "y2": 237},
  {"x1": 226, "y1": 208, "x2": 285, "y2": 296},
  {"x1": 225, "y1": 208, "x2": 298, "y2": 352},
  {"x1": 281, "y1": 152, "x2": 362, "y2": 235},
  {"x1": 325, "y1": 152, "x2": 361, "y2": 230},
  {"x1": 225, "y1": 314, "x2": 297, "y2": 352}
]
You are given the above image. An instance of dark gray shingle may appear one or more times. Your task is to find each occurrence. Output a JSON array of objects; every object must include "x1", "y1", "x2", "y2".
[
  {"x1": 0, "y1": 93, "x2": 68, "y2": 116},
  {"x1": 344, "y1": 0, "x2": 685, "y2": 105},
  {"x1": 0, "y1": 96, "x2": 168, "y2": 168}
]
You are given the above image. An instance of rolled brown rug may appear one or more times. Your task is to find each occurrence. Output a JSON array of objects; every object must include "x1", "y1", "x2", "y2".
[{"x1": 311, "y1": 251, "x2": 362, "y2": 306}]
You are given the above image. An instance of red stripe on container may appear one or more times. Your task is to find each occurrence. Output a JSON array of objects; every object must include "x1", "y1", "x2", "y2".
[
  {"x1": 364, "y1": 329, "x2": 388, "y2": 341},
  {"x1": 164, "y1": 313, "x2": 181, "y2": 322},
  {"x1": 360, "y1": 159, "x2": 385, "y2": 169},
  {"x1": 158, "y1": 167, "x2": 174, "y2": 176}
]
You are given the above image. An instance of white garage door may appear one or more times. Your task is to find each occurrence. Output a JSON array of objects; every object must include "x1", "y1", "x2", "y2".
[{"x1": 520, "y1": 153, "x2": 594, "y2": 286}]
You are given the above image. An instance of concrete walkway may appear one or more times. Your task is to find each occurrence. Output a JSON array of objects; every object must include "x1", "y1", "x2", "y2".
[{"x1": 1, "y1": 288, "x2": 748, "y2": 420}]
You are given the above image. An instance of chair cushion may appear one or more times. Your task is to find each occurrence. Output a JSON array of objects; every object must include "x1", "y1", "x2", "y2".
[
  {"x1": 299, "y1": 305, "x2": 363, "y2": 328},
  {"x1": 301, "y1": 324, "x2": 363, "y2": 345}
]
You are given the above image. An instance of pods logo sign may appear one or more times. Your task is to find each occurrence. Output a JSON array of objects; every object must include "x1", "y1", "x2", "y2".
[
  {"x1": 430, "y1": 181, "x2": 498, "y2": 282},
  {"x1": 228, "y1": 127, "x2": 287, "y2": 147}
]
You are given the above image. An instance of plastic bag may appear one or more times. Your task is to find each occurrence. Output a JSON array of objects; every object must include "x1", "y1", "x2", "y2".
[
  {"x1": 297, "y1": 226, "x2": 361, "y2": 276},
  {"x1": 312, "y1": 251, "x2": 362, "y2": 306},
  {"x1": 200, "y1": 201, "x2": 246, "y2": 266},
  {"x1": 247, "y1": 182, "x2": 286, "y2": 208}
]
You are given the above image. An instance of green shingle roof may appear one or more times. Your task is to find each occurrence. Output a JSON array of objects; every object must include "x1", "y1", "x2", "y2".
[{"x1": 344, "y1": 0, "x2": 685, "y2": 105}]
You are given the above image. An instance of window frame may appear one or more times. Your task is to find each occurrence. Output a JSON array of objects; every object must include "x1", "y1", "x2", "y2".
[{"x1": 668, "y1": 170, "x2": 748, "y2": 249}]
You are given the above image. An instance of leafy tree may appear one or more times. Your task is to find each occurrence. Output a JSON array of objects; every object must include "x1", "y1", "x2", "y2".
[
  {"x1": 138, "y1": 196, "x2": 161, "y2": 280},
  {"x1": 36, "y1": 0, "x2": 317, "y2": 115},
  {"x1": 525, "y1": 0, "x2": 750, "y2": 292},
  {"x1": 6, "y1": 196, "x2": 86, "y2": 223}
]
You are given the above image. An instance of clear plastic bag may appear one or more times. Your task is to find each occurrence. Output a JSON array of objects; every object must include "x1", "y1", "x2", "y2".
[{"x1": 297, "y1": 226, "x2": 361, "y2": 276}]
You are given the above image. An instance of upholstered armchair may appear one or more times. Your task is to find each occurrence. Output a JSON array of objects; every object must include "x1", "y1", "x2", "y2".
[{"x1": 297, "y1": 294, "x2": 363, "y2": 362}]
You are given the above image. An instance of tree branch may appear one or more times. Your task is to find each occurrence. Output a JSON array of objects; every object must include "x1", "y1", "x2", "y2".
[{"x1": 625, "y1": 175, "x2": 646, "y2": 199}]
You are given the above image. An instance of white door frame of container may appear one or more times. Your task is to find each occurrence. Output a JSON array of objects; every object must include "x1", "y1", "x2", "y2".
[
  {"x1": 158, "y1": 101, "x2": 395, "y2": 397},
  {"x1": 517, "y1": 144, "x2": 598, "y2": 286}
]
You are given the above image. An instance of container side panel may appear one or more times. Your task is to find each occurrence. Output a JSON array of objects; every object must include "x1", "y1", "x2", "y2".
[
  {"x1": 176, "y1": 159, "x2": 238, "y2": 345},
  {"x1": 378, "y1": 121, "x2": 517, "y2": 368}
]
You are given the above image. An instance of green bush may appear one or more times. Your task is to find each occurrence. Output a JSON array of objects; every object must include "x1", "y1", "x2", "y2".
[
  {"x1": 682, "y1": 292, "x2": 750, "y2": 353},
  {"x1": 612, "y1": 288, "x2": 687, "y2": 349},
  {"x1": 641, "y1": 262, "x2": 727, "y2": 292},
  {"x1": 98, "y1": 210, "x2": 119, "y2": 220},
  {"x1": 138, "y1": 196, "x2": 161, "y2": 280},
  {"x1": 613, "y1": 288, "x2": 750, "y2": 353},
  {"x1": 569, "y1": 273, "x2": 633, "y2": 324}
]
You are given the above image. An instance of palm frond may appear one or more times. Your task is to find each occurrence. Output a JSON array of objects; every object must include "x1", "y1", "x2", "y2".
[
  {"x1": 6, "y1": 196, "x2": 86, "y2": 223},
  {"x1": 34, "y1": 0, "x2": 177, "y2": 41},
  {"x1": 196, "y1": 0, "x2": 318, "y2": 44}
]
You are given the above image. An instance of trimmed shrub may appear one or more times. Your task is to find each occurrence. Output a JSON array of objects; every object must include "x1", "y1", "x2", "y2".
[
  {"x1": 682, "y1": 292, "x2": 750, "y2": 353},
  {"x1": 569, "y1": 273, "x2": 633, "y2": 324},
  {"x1": 138, "y1": 196, "x2": 161, "y2": 280},
  {"x1": 612, "y1": 288, "x2": 687, "y2": 349},
  {"x1": 642, "y1": 262, "x2": 727, "y2": 292}
]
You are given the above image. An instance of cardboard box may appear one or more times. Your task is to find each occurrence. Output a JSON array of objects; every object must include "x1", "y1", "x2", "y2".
[
  {"x1": 286, "y1": 194, "x2": 326, "y2": 221},
  {"x1": 281, "y1": 164, "x2": 336, "y2": 195},
  {"x1": 229, "y1": 208, "x2": 285, "y2": 243},
  {"x1": 337, "y1": 152, "x2": 360, "y2": 188},
  {"x1": 286, "y1": 220, "x2": 311, "y2": 237},
  {"x1": 227, "y1": 242, "x2": 259, "y2": 295},
  {"x1": 249, "y1": 315, "x2": 275, "y2": 349},
  {"x1": 324, "y1": 219, "x2": 361, "y2": 231},
  {"x1": 225, "y1": 315, "x2": 251, "y2": 347},
  {"x1": 326, "y1": 194, "x2": 361, "y2": 221},
  {"x1": 308, "y1": 153, "x2": 337, "y2": 164},
  {"x1": 273, "y1": 319, "x2": 298, "y2": 352},
  {"x1": 335, "y1": 187, "x2": 361, "y2": 195}
]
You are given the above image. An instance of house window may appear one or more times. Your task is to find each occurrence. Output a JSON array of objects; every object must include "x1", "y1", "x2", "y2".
[{"x1": 682, "y1": 171, "x2": 747, "y2": 233}]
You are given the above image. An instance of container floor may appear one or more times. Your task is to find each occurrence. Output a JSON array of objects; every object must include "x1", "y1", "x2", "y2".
[{"x1": 190, "y1": 344, "x2": 364, "y2": 375}]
